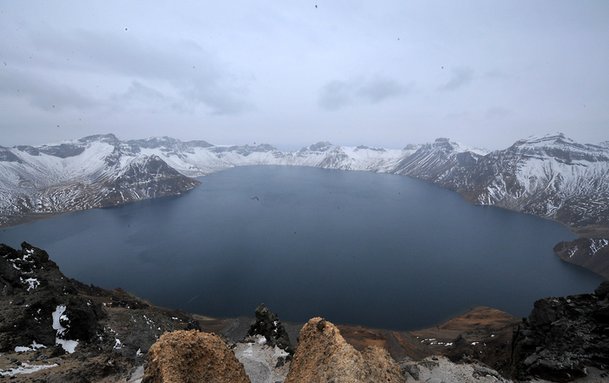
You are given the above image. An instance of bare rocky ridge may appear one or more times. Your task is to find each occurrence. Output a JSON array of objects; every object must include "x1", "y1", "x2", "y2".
[
  {"x1": 142, "y1": 330, "x2": 249, "y2": 383},
  {"x1": 510, "y1": 282, "x2": 609, "y2": 382},
  {"x1": 285, "y1": 317, "x2": 406, "y2": 383}
]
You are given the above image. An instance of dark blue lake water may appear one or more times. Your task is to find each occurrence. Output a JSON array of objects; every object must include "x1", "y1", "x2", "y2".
[{"x1": 0, "y1": 166, "x2": 603, "y2": 330}]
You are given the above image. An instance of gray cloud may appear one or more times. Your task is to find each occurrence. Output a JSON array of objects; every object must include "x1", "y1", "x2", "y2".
[
  {"x1": 120, "y1": 81, "x2": 167, "y2": 103},
  {"x1": 319, "y1": 81, "x2": 353, "y2": 111},
  {"x1": 319, "y1": 77, "x2": 409, "y2": 111},
  {"x1": 0, "y1": 69, "x2": 96, "y2": 110},
  {"x1": 109, "y1": 81, "x2": 176, "y2": 112},
  {"x1": 357, "y1": 78, "x2": 407, "y2": 103},
  {"x1": 439, "y1": 67, "x2": 474, "y2": 91},
  {"x1": 485, "y1": 106, "x2": 513, "y2": 120},
  {"x1": 0, "y1": 1, "x2": 608, "y2": 148},
  {"x1": 24, "y1": 29, "x2": 249, "y2": 115}
]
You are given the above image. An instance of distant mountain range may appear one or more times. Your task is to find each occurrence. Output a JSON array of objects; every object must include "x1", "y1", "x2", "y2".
[
  {"x1": 394, "y1": 134, "x2": 609, "y2": 229},
  {"x1": 1, "y1": 132, "x2": 608, "y2": 276}
]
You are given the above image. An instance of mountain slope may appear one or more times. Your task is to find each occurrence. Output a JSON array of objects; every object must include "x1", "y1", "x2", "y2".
[
  {"x1": 392, "y1": 137, "x2": 487, "y2": 192},
  {"x1": 468, "y1": 134, "x2": 609, "y2": 228},
  {"x1": 0, "y1": 134, "x2": 199, "y2": 226},
  {"x1": 391, "y1": 134, "x2": 609, "y2": 230},
  {"x1": 0, "y1": 135, "x2": 414, "y2": 227},
  {"x1": 135, "y1": 139, "x2": 409, "y2": 176},
  {"x1": 1, "y1": 132, "x2": 607, "y2": 235}
]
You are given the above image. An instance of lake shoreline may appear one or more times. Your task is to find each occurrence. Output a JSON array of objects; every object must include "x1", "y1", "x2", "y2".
[
  {"x1": 1, "y1": 166, "x2": 601, "y2": 331},
  {"x1": 5, "y1": 166, "x2": 606, "y2": 280}
]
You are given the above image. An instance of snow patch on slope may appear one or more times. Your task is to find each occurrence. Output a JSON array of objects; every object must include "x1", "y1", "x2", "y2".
[{"x1": 52, "y1": 305, "x2": 79, "y2": 353}]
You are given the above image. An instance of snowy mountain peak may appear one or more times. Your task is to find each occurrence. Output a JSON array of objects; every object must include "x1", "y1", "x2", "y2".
[
  {"x1": 508, "y1": 132, "x2": 608, "y2": 163},
  {"x1": 129, "y1": 136, "x2": 182, "y2": 149},
  {"x1": 424, "y1": 138, "x2": 487, "y2": 156},
  {"x1": 354, "y1": 145, "x2": 385, "y2": 152},
  {"x1": 403, "y1": 144, "x2": 419, "y2": 151},
  {"x1": 78, "y1": 133, "x2": 120, "y2": 146},
  {"x1": 1, "y1": 133, "x2": 607, "y2": 236},
  {"x1": 301, "y1": 142, "x2": 334, "y2": 152},
  {"x1": 513, "y1": 132, "x2": 574, "y2": 147},
  {"x1": 210, "y1": 143, "x2": 278, "y2": 155},
  {"x1": 431, "y1": 137, "x2": 461, "y2": 152}
]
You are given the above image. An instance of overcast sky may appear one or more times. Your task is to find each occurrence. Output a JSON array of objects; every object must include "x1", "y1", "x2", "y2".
[{"x1": 1, "y1": 1, "x2": 608, "y2": 149}]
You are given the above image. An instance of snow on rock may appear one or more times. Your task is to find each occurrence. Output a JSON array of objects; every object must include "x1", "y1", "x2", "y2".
[
  {"x1": 589, "y1": 239, "x2": 609, "y2": 255},
  {"x1": 21, "y1": 277, "x2": 40, "y2": 291},
  {"x1": 14, "y1": 341, "x2": 46, "y2": 353},
  {"x1": 51, "y1": 305, "x2": 68, "y2": 335},
  {"x1": 0, "y1": 362, "x2": 58, "y2": 377},
  {"x1": 234, "y1": 337, "x2": 290, "y2": 383},
  {"x1": 56, "y1": 338, "x2": 79, "y2": 354},
  {"x1": 401, "y1": 356, "x2": 509, "y2": 383},
  {"x1": 51, "y1": 305, "x2": 79, "y2": 353}
]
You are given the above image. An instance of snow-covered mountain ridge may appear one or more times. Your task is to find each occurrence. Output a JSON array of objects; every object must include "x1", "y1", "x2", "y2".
[
  {"x1": 394, "y1": 133, "x2": 609, "y2": 229},
  {"x1": 0, "y1": 134, "x2": 200, "y2": 227},
  {"x1": 0, "y1": 134, "x2": 414, "y2": 227},
  {"x1": 1, "y1": 133, "x2": 608, "y2": 234}
]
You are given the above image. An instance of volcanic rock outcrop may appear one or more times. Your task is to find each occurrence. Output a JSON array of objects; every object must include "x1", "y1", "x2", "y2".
[
  {"x1": 247, "y1": 303, "x2": 293, "y2": 354},
  {"x1": 143, "y1": 330, "x2": 250, "y2": 383},
  {"x1": 285, "y1": 317, "x2": 406, "y2": 383},
  {"x1": 511, "y1": 281, "x2": 609, "y2": 382},
  {"x1": 0, "y1": 242, "x2": 102, "y2": 353},
  {"x1": 0, "y1": 242, "x2": 197, "y2": 381}
]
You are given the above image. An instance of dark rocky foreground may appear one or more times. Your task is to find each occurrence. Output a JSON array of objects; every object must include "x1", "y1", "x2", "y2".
[
  {"x1": 0, "y1": 242, "x2": 197, "y2": 382},
  {"x1": 511, "y1": 282, "x2": 609, "y2": 382},
  {"x1": 1, "y1": 242, "x2": 609, "y2": 382}
]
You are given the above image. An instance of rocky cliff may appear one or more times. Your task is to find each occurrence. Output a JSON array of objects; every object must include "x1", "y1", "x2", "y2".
[
  {"x1": 143, "y1": 330, "x2": 250, "y2": 383},
  {"x1": 285, "y1": 317, "x2": 405, "y2": 383},
  {"x1": 0, "y1": 242, "x2": 198, "y2": 381},
  {"x1": 511, "y1": 282, "x2": 609, "y2": 382}
]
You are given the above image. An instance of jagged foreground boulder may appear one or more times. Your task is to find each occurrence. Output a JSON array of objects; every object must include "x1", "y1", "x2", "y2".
[
  {"x1": 285, "y1": 317, "x2": 405, "y2": 383},
  {"x1": 247, "y1": 303, "x2": 293, "y2": 353},
  {"x1": 142, "y1": 330, "x2": 250, "y2": 383},
  {"x1": 511, "y1": 281, "x2": 609, "y2": 382}
]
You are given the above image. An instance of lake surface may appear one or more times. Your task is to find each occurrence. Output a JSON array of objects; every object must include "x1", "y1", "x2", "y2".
[{"x1": 0, "y1": 166, "x2": 603, "y2": 330}]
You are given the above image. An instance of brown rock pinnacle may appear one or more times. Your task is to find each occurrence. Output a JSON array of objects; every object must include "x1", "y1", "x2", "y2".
[
  {"x1": 142, "y1": 330, "x2": 250, "y2": 383},
  {"x1": 285, "y1": 317, "x2": 405, "y2": 383}
]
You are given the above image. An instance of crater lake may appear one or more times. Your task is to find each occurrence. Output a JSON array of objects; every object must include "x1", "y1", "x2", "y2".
[{"x1": 0, "y1": 166, "x2": 603, "y2": 330}]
